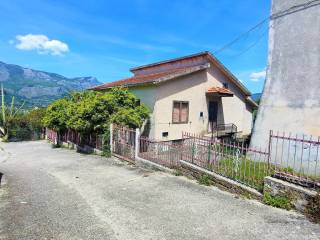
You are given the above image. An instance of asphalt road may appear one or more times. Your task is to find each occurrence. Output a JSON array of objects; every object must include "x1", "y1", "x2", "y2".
[{"x1": 0, "y1": 141, "x2": 319, "y2": 240}]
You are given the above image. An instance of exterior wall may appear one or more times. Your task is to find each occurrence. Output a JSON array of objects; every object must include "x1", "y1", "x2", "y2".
[
  {"x1": 129, "y1": 85, "x2": 157, "y2": 139},
  {"x1": 206, "y1": 66, "x2": 253, "y2": 135},
  {"x1": 251, "y1": 0, "x2": 320, "y2": 149},
  {"x1": 154, "y1": 70, "x2": 208, "y2": 141}
]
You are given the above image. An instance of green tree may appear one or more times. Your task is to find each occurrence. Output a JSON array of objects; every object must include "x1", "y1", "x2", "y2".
[
  {"x1": 42, "y1": 98, "x2": 70, "y2": 133},
  {"x1": 0, "y1": 84, "x2": 25, "y2": 141},
  {"x1": 43, "y1": 87, "x2": 149, "y2": 136}
]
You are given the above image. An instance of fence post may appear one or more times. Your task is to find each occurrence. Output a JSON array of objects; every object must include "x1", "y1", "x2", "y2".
[
  {"x1": 110, "y1": 124, "x2": 113, "y2": 154},
  {"x1": 135, "y1": 128, "x2": 140, "y2": 159},
  {"x1": 268, "y1": 130, "x2": 273, "y2": 171}
]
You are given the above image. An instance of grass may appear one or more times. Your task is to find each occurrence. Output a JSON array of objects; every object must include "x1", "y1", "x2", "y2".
[
  {"x1": 207, "y1": 155, "x2": 319, "y2": 192},
  {"x1": 174, "y1": 169, "x2": 183, "y2": 176},
  {"x1": 198, "y1": 174, "x2": 213, "y2": 186},
  {"x1": 210, "y1": 157, "x2": 271, "y2": 192},
  {"x1": 263, "y1": 192, "x2": 292, "y2": 210}
]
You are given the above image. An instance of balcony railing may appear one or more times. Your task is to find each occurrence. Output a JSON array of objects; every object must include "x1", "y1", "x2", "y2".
[{"x1": 210, "y1": 123, "x2": 238, "y2": 138}]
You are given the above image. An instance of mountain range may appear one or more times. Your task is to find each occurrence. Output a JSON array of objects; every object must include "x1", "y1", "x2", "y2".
[{"x1": 0, "y1": 61, "x2": 101, "y2": 108}]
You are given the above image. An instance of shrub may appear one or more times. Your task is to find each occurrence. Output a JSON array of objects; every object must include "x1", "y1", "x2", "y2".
[{"x1": 43, "y1": 87, "x2": 150, "y2": 149}]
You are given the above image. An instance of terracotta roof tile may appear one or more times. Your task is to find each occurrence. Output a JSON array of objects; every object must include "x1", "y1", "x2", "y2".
[
  {"x1": 91, "y1": 64, "x2": 209, "y2": 90},
  {"x1": 207, "y1": 87, "x2": 234, "y2": 96}
]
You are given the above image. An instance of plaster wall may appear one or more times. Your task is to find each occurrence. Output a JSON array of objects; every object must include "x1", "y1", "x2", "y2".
[{"x1": 251, "y1": 0, "x2": 320, "y2": 148}]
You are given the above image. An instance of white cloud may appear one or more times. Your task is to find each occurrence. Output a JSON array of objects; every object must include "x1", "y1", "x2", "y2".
[
  {"x1": 14, "y1": 34, "x2": 69, "y2": 55},
  {"x1": 250, "y1": 69, "x2": 266, "y2": 82}
]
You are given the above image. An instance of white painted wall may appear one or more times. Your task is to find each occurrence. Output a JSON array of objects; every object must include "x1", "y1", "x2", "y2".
[{"x1": 154, "y1": 70, "x2": 208, "y2": 140}]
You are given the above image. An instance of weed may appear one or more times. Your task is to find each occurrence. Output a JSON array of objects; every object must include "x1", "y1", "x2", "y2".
[
  {"x1": 198, "y1": 174, "x2": 213, "y2": 186},
  {"x1": 174, "y1": 169, "x2": 183, "y2": 176},
  {"x1": 263, "y1": 192, "x2": 292, "y2": 210},
  {"x1": 51, "y1": 143, "x2": 61, "y2": 148},
  {"x1": 305, "y1": 194, "x2": 320, "y2": 223}
]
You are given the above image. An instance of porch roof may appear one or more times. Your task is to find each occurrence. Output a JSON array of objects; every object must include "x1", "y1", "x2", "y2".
[{"x1": 206, "y1": 87, "x2": 234, "y2": 97}]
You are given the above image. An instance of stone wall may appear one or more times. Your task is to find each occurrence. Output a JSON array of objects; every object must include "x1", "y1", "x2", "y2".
[{"x1": 264, "y1": 176, "x2": 318, "y2": 213}]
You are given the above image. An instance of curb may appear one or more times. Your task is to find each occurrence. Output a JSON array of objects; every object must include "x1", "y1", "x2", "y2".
[{"x1": 180, "y1": 160, "x2": 263, "y2": 199}]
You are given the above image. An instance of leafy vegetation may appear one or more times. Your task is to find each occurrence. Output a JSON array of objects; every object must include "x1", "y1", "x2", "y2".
[
  {"x1": 174, "y1": 169, "x2": 183, "y2": 176},
  {"x1": 198, "y1": 174, "x2": 213, "y2": 186},
  {"x1": 6, "y1": 108, "x2": 46, "y2": 141},
  {"x1": 0, "y1": 85, "x2": 46, "y2": 141},
  {"x1": 43, "y1": 87, "x2": 149, "y2": 147},
  {"x1": 263, "y1": 192, "x2": 292, "y2": 210},
  {"x1": 1, "y1": 84, "x2": 28, "y2": 141}
]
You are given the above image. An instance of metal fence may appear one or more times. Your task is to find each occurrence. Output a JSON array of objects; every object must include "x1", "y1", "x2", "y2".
[
  {"x1": 46, "y1": 126, "x2": 320, "y2": 191},
  {"x1": 181, "y1": 132, "x2": 270, "y2": 191},
  {"x1": 46, "y1": 129, "x2": 57, "y2": 143},
  {"x1": 269, "y1": 131, "x2": 320, "y2": 188},
  {"x1": 180, "y1": 131, "x2": 320, "y2": 190},
  {"x1": 111, "y1": 125, "x2": 136, "y2": 162},
  {"x1": 139, "y1": 137, "x2": 181, "y2": 168},
  {"x1": 46, "y1": 128, "x2": 103, "y2": 151}
]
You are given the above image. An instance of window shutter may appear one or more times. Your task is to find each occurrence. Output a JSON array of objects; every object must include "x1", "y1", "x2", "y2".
[
  {"x1": 180, "y1": 102, "x2": 188, "y2": 122},
  {"x1": 172, "y1": 102, "x2": 180, "y2": 123}
]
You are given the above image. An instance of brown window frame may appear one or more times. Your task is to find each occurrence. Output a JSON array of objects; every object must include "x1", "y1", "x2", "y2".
[{"x1": 172, "y1": 101, "x2": 189, "y2": 124}]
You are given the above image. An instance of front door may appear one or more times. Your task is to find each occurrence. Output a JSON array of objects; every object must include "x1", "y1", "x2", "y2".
[{"x1": 208, "y1": 101, "x2": 218, "y2": 132}]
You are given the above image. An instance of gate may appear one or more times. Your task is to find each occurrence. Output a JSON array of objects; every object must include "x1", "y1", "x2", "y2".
[{"x1": 111, "y1": 125, "x2": 136, "y2": 162}]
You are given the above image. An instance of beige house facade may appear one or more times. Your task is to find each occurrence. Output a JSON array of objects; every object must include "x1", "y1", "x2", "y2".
[{"x1": 92, "y1": 52, "x2": 257, "y2": 141}]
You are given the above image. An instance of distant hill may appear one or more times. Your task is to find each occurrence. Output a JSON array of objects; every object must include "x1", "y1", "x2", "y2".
[
  {"x1": 0, "y1": 61, "x2": 100, "y2": 108},
  {"x1": 251, "y1": 93, "x2": 262, "y2": 102}
]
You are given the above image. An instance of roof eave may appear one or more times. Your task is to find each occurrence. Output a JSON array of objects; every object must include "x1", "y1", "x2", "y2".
[
  {"x1": 206, "y1": 53, "x2": 251, "y2": 96},
  {"x1": 91, "y1": 63, "x2": 210, "y2": 90},
  {"x1": 246, "y1": 97, "x2": 259, "y2": 108}
]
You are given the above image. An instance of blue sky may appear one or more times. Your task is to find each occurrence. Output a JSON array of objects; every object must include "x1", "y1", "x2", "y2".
[{"x1": 0, "y1": 0, "x2": 270, "y2": 93}]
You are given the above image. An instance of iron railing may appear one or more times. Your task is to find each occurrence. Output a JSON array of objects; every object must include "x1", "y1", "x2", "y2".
[
  {"x1": 46, "y1": 128, "x2": 103, "y2": 150},
  {"x1": 269, "y1": 131, "x2": 320, "y2": 189},
  {"x1": 139, "y1": 137, "x2": 181, "y2": 168},
  {"x1": 112, "y1": 125, "x2": 136, "y2": 162},
  {"x1": 182, "y1": 132, "x2": 270, "y2": 191}
]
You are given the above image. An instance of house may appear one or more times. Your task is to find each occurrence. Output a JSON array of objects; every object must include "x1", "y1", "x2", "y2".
[
  {"x1": 251, "y1": 0, "x2": 320, "y2": 149},
  {"x1": 91, "y1": 51, "x2": 257, "y2": 141}
]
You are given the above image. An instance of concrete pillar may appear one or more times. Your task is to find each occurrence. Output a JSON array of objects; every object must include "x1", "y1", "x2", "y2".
[
  {"x1": 109, "y1": 124, "x2": 113, "y2": 154},
  {"x1": 135, "y1": 128, "x2": 140, "y2": 159}
]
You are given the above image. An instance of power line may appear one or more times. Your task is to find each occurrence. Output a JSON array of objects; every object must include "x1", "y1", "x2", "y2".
[
  {"x1": 233, "y1": 27, "x2": 269, "y2": 58},
  {"x1": 213, "y1": 0, "x2": 320, "y2": 56},
  {"x1": 213, "y1": 18, "x2": 268, "y2": 55}
]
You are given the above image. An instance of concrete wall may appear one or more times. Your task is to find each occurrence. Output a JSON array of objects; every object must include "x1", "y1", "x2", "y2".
[{"x1": 251, "y1": 0, "x2": 320, "y2": 149}]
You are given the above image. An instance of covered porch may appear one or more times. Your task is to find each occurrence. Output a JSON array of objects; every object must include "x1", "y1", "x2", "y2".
[{"x1": 205, "y1": 87, "x2": 237, "y2": 139}]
